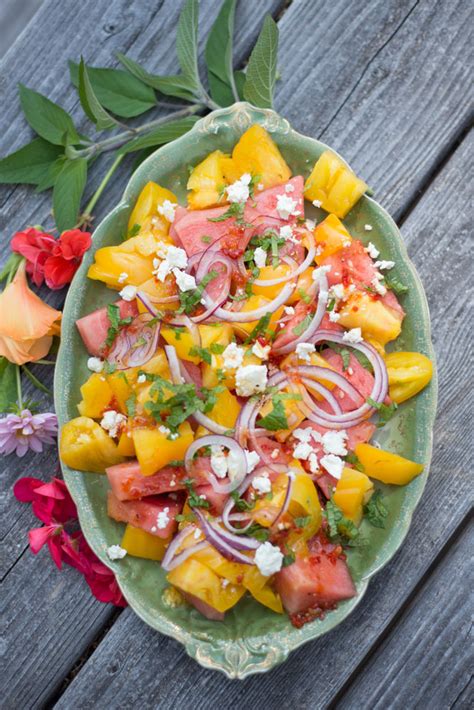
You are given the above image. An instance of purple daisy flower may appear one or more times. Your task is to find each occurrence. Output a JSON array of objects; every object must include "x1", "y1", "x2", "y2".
[{"x1": 0, "y1": 409, "x2": 58, "y2": 457}]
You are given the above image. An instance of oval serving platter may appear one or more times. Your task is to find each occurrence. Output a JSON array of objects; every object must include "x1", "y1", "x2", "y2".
[{"x1": 55, "y1": 102, "x2": 437, "y2": 678}]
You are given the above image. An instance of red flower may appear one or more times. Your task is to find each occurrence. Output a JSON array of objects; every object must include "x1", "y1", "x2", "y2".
[
  {"x1": 11, "y1": 228, "x2": 91, "y2": 290},
  {"x1": 14, "y1": 476, "x2": 127, "y2": 607}
]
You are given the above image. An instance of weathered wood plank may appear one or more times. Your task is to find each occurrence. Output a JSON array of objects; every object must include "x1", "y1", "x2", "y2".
[
  {"x1": 0, "y1": 0, "x2": 43, "y2": 59},
  {"x1": 335, "y1": 519, "x2": 474, "y2": 710},
  {"x1": 277, "y1": 0, "x2": 473, "y2": 220},
  {"x1": 52, "y1": 130, "x2": 473, "y2": 709}
]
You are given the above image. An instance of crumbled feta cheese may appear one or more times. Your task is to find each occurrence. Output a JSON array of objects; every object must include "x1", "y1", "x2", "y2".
[
  {"x1": 157, "y1": 200, "x2": 177, "y2": 222},
  {"x1": 343, "y1": 240, "x2": 351, "y2": 248},
  {"x1": 285, "y1": 183, "x2": 295, "y2": 193},
  {"x1": 276, "y1": 194, "x2": 298, "y2": 220},
  {"x1": 271, "y1": 448, "x2": 280, "y2": 459},
  {"x1": 329, "y1": 283, "x2": 345, "y2": 300},
  {"x1": 159, "y1": 425, "x2": 171, "y2": 436},
  {"x1": 321, "y1": 430, "x2": 348, "y2": 456},
  {"x1": 284, "y1": 305, "x2": 295, "y2": 315},
  {"x1": 156, "y1": 506, "x2": 170, "y2": 529},
  {"x1": 257, "y1": 183, "x2": 264, "y2": 191},
  {"x1": 364, "y1": 224, "x2": 373, "y2": 231},
  {"x1": 365, "y1": 242, "x2": 379, "y2": 259},
  {"x1": 169, "y1": 432, "x2": 179, "y2": 441},
  {"x1": 371, "y1": 274, "x2": 387, "y2": 296},
  {"x1": 328, "y1": 310, "x2": 341, "y2": 322},
  {"x1": 293, "y1": 441, "x2": 313, "y2": 460},
  {"x1": 226, "y1": 175, "x2": 251, "y2": 203},
  {"x1": 374, "y1": 260, "x2": 395, "y2": 271},
  {"x1": 193, "y1": 528, "x2": 201, "y2": 540},
  {"x1": 154, "y1": 245, "x2": 188, "y2": 282},
  {"x1": 107, "y1": 545, "x2": 127, "y2": 561},
  {"x1": 293, "y1": 427, "x2": 313, "y2": 443},
  {"x1": 320, "y1": 454, "x2": 345, "y2": 479},
  {"x1": 173, "y1": 268, "x2": 196, "y2": 292},
  {"x1": 312, "y1": 199, "x2": 322, "y2": 208},
  {"x1": 87, "y1": 357, "x2": 104, "y2": 373},
  {"x1": 252, "y1": 341, "x2": 271, "y2": 360},
  {"x1": 235, "y1": 364, "x2": 268, "y2": 397},
  {"x1": 245, "y1": 450, "x2": 261, "y2": 473},
  {"x1": 312, "y1": 265, "x2": 331, "y2": 283},
  {"x1": 211, "y1": 445, "x2": 228, "y2": 479},
  {"x1": 117, "y1": 272, "x2": 128, "y2": 284},
  {"x1": 342, "y1": 327, "x2": 363, "y2": 344},
  {"x1": 137, "y1": 373, "x2": 147, "y2": 384},
  {"x1": 308, "y1": 452, "x2": 319, "y2": 473},
  {"x1": 305, "y1": 218, "x2": 316, "y2": 231},
  {"x1": 253, "y1": 473, "x2": 271, "y2": 494},
  {"x1": 254, "y1": 246, "x2": 267, "y2": 268},
  {"x1": 100, "y1": 410, "x2": 127, "y2": 438},
  {"x1": 222, "y1": 342, "x2": 244, "y2": 370},
  {"x1": 254, "y1": 542, "x2": 284, "y2": 576},
  {"x1": 296, "y1": 342, "x2": 315, "y2": 362},
  {"x1": 347, "y1": 367, "x2": 354, "y2": 376},
  {"x1": 279, "y1": 224, "x2": 295, "y2": 241},
  {"x1": 119, "y1": 285, "x2": 137, "y2": 301}
]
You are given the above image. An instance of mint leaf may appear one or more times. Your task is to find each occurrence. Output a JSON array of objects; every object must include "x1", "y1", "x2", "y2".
[
  {"x1": 0, "y1": 357, "x2": 17, "y2": 413},
  {"x1": 292, "y1": 314, "x2": 312, "y2": 337},
  {"x1": 258, "y1": 397, "x2": 288, "y2": 431},
  {"x1": 282, "y1": 551, "x2": 296, "y2": 567},
  {"x1": 118, "y1": 117, "x2": 199, "y2": 155},
  {"x1": 324, "y1": 499, "x2": 360, "y2": 544},
  {"x1": 205, "y1": 0, "x2": 239, "y2": 106},
  {"x1": 184, "y1": 478, "x2": 210, "y2": 509},
  {"x1": 294, "y1": 515, "x2": 312, "y2": 528},
  {"x1": 230, "y1": 489, "x2": 255, "y2": 512},
  {"x1": 53, "y1": 158, "x2": 88, "y2": 232},
  {"x1": 344, "y1": 451, "x2": 365, "y2": 472},
  {"x1": 383, "y1": 274, "x2": 409, "y2": 295},
  {"x1": 19, "y1": 84, "x2": 80, "y2": 146},
  {"x1": 243, "y1": 15, "x2": 279, "y2": 108},
  {"x1": 126, "y1": 394, "x2": 137, "y2": 417},
  {"x1": 0, "y1": 138, "x2": 63, "y2": 186},
  {"x1": 188, "y1": 346, "x2": 212, "y2": 365},
  {"x1": 69, "y1": 61, "x2": 155, "y2": 118},
  {"x1": 244, "y1": 313, "x2": 271, "y2": 344},
  {"x1": 78, "y1": 58, "x2": 118, "y2": 130},
  {"x1": 367, "y1": 397, "x2": 398, "y2": 427},
  {"x1": 364, "y1": 490, "x2": 388, "y2": 528}
]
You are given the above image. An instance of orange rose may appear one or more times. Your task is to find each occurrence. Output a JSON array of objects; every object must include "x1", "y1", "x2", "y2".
[{"x1": 0, "y1": 262, "x2": 61, "y2": 365}]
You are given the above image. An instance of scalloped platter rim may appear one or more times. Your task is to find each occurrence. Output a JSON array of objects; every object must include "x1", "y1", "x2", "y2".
[{"x1": 55, "y1": 102, "x2": 437, "y2": 678}]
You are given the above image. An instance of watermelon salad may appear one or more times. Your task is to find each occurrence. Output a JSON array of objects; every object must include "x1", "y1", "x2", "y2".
[{"x1": 59, "y1": 125, "x2": 433, "y2": 625}]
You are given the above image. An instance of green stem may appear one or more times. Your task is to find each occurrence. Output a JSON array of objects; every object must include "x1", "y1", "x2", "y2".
[
  {"x1": 21, "y1": 364, "x2": 53, "y2": 396},
  {"x1": 35, "y1": 359, "x2": 56, "y2": 365},
  {"x1": 75, "y1": 105, "x2": 202, "y2": 159},
  {"x1": 16, "y1": 365, "x2": 23, "y2": 409},
  {"x1": 78, "y1": 154, "x2": 124, "y2": 227}
]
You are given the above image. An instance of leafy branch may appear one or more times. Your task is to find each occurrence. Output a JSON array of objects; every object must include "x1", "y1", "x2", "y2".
[{"x1": 0, "y1": 0, "x2": 280, "y2": 234}]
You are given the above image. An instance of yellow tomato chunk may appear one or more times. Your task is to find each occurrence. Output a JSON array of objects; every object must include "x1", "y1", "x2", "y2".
[
  {"x1": 77, "y1": 373, "x2": 114, "y2": 418},
  {"x1": 333, "y1": 467, "x2": 374, "y2": 524},
  {"x1": 121, "y1": 524, "x2": 171, "y2": 561},
  {"x1": 132, "y1": 421, "x2": 194, "y2": 476},
  {"x1": 338, "y1": 291, "x2": 402, "y2": 345},
  {"x1": 304, "y1": 150, "x2": 367, "y2": 218},
  {"x1": 385, "y1": 351, "x2": 433, "y2": 404},
  {"x1": 187, "y1": 150, "x2": 227, "y2": 209},
  {"x1": 60, "y1": 416, "x2": 124, "y2": 473},
  {"x1": 314, "y1": 214, "x2": 352, "y2": 263},
  {"x1": 355, "y1": 443, "x2": 424, "y2": 485},
  {"x1": 167, "y1": 558, "x2": 245, "y2": 613},
  {"x1": 230, "y1": 125, "x2": 291, "y2": 189},
  {"x1": 128, "y1": 181, "x2": 178, "y2": 234}
]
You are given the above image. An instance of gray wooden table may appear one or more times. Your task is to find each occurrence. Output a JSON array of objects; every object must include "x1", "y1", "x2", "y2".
[{"x1": 1, "y1": 1, "x2": 472, "y2": 708}]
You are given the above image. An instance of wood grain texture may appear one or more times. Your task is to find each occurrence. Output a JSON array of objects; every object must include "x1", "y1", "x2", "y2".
[
  {"x1": 335, "y1": 519, "x2": 474, "y2": 710},
  {"x1": 0, "y1": 0, "x2": 43, "y2": 58},
  {"x1": 277, "y1": 0, "x2": 473, "y2": 219},
  {"x1": 52, "y1": 129, "x2": 473, "y2": 710}
]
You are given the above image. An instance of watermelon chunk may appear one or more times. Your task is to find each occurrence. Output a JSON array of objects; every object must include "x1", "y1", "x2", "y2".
[
  {"x1": 173, "y1": 204, "x2": 255, "y2": 257},
  {"x1": 106, "y1": 461, "x2": 191, "y2": 501},
  {"x1": 275, "y1": 540, "x2": 356, "y2": 617},
  {"x1": 194, "y1": 483, "x2": 228, "y2": 515},
  {"x1": 320, "y1": 348, "x2": 374, "y2": 412},
  {"x1": 253, "y1": 176, "x2": 304, "y2": 220},
  {"x1": 182, "y1": 592, "x2": 225, "y2": 621},
  {"x1": 76, "y1": 299, "x2": 138, "y2": 356},
  {"x1": 107, "y1": 491, "x2": 181, "y2": 538}
]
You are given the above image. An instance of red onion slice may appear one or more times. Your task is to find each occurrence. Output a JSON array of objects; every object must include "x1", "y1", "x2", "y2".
[
  {"x1": 251, "y1": 233, "x2": 316, "y2": 287},
  {"x1": 214, "y1": 282, "x2": 295, "y2": 323},
  {"x1": 107, "y1": 313, "x2": 160, "y2": 369},
  {"x1": 272, "y1": 471, "x2": 296, "y2": 526},
  {"x1": 162, "y1": 526, "x2": 201, "y2": 571},
  {"x1": 184, "y1": 435, "x2": 247, "y2": 493},
  {"x1": 194, "y1": 510, "x2": 254, "y2": 564}
]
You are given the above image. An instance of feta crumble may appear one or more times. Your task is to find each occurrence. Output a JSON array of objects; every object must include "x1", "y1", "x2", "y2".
[
  {"x1": 159, "y1": 425, "x2": 171, "y2": 436},
  {"x1": 254, "y1": 542, "x2": 284, "y2": 576},
  {"x1": 308, "y1": 452, "x2": 319, "y2": 473},
  {"x1": 276, "y1": 194, "x2": 299, "y2": 220},
  {"x1": 137, "y1": 373, "x2": 147, "y2": 384},
  {"x1": 222, "y1": 342, "x2": 244, "y2": 370},
  {"x1": 320, "y1": 454, "x2": 345, "y2": 479},
  {"x1": 371, "y1": 274, "x2": 387, "y2": 296},
  {"x1": 312, "y1": 199, "x2": 323, "y2": 208},
  {"x1": 364, "y1": 224, "x2": 373, "y2": 231},
  {"x1": 296, "y1": 342, "x2": 315, "y2": 362},
  {"x1": 252, "y1": 474, "x2": 271, "y2": 494},
  {"x1": 157, "y1": 200, "x2": 177, "y2": 223},
  {"x1": 285, "y1": 183, "x2": 295, "y2": 193},
  {"x1": 87, "y1": 357, "x2": 104, "y2": 373},
  {"x1": 245, "y1": 450, "x2": 261, "y2": 473},
  {"x1": 322, "y1": 430, "x2": 348, "y2": 456},
  {"x1": 107, "y1": 545, "x2": 127, "y2": 561},
  {"x1": 284, "y1": 305, "x2": 295, "y2": 316},
  {"x1": 119, "y1": 285, "x2": 137, "y2": 301},
  {"x1": 312, "y1": 265, "x2": 331, "y2": 283},
  {"x1": 328, "y1": 310, "x2": 341, "y2": 322},
  {"x1": 154, "y1": 245, "x2": 188, "y2": 282},
  {"x1": 374, "y1": 260, "x2": 395, "y2": 271},
  {"x1": 226, "y1": 174, "x2": 251, "y2": 203},
  {"x1": 235, "y1": 364, "x2": 268, "y2": 397},
  {"x1": 279, "y1": 224, "x2": 296, "y2": 242},
  {"x1": 117, "y1": 272, "x2": 128, "y2": 284},
  {"x1": 211, "y1": 445, "x2": 228, "y2": 479},
  {"x1": 173, "y1": 268, "x2": 196, "y2": 292},
  {"x1": 329, "y1": 283, "x2": 345, "y2": 301},
  {"x1": 157, "y1": 507, "x2": 170, "y2": 530},
  {"x1": 252, "y1": 341, "x2": 271, "y2": 360},
  {"x1": 342, "y1": 327, "x2": 363, "y2": 344},
  {"x1": 100, "y1": 410, "x2": 127, "y2": 438},
  {"x1": 254, "y1": 246, "x2": 267, "y2": 268},
  {"x1": 365, "y1": 242, "x2": 380, "y2": 259},
  {"x1": 293, "y1": 427, "x2": 312, "y2": 443},
  {"x1": 293, "y1": 441, "x2": 313, "y2": 460}
]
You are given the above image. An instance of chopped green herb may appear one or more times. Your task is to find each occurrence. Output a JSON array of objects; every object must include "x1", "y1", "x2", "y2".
[
  {"x1": 271, "y1": 231, "x2": 280, "y2": 269},
  {"x1": 184, "y1": 479, "x2": 210, "y2": 509},
  {"x1": 105, "y1": 304, "x2": 133, "y2": 348},
  {"x1": 103, "y1": 360, "x2": 117, "y2": 374},
  {"x1": 200, "y1": 235, "x2": 212, "y2": 244},
  {"x1": 340, "y1": 348, "x2": 351, "y2": 371},
  {"x1": 248, "y1": 173, "x2": 262, "y2": 198},
  {"x1": 258, "y1": 397, "x2": 288, "y2": 431},
  {"x1": 298, "y1": 288, "x2": 312, "y2": 305},
  {"x1": 125, "y1": 394, "x2": 137, "y2": 417},
  {"x1": 327, "y1": 298, "x2": 336, "y2": 312},
  {"x1": 208, "y1": 201, "x2": 252, "y2": 226},
  {"x1": 344, "y1": 452, "x2": 365, "y2": 472},
  {"x1": 168, "y1": 325, "x2": 185, "y2": 340},
  {"x1": 239, "y1": 523, "x2": 270, "y2": 542},
  {"x1": 383, "y1": 274, "x2": 408, "y2": 295},
  {"x1": 168, "y1": 459, "x2": 185, "y2": 467},
  {"x1": 177, "y1": 269, "x2": 218, "y2": 315},
  {"x1": 367, "y1": 397, "x2": 398, "y2": 426},
  {"x1": 292, "y1": 314, "x2": 312, "y2": 337},
  {"x1": 244, "y1": 312, "x2": 271, "y2": 344},
  {"x1": 230, "y1": 489, "x2": 255, "y2": 512},
  {"x1": 144, "y1": 375, "x2": 220, "y2": 433},
  {"x1": 324, "y1": 499, "x2": 361, "y2": 545},
  {"x1": 128, "y1": 223, "x2": 141, "y2": 238},
  {"x1": 364, "y1": 490, "x2": 388, "y2": 528},
  {"x1": 294, "y1": 515, "x2": 312, "y2": 528},
  {"x1": 282, "y1": 551, "x2": 296, "y2": 567},
  {"x1": 209, "y1": 342, "x2": 225, "y2": 355},
  {"x1": 188, "y1": 346, "x2": 212, "y2": 365},
  {"x1": 175, "y1": 512, "x2": 197, "y2": 523}
]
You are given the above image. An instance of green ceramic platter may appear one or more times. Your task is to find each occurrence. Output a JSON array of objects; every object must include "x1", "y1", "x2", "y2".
[{"x1": 55, "y1": 103, "x2": 437, "y2": 678}]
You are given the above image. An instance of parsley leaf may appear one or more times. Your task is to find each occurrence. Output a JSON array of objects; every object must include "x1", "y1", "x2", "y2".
[
  {"x1": 364, "y1": 490, "x2": 388, "y2": 528},
  {"x1": 367, "y1": 397, "x2": 398, "y2": 426},
  {"x1": 258, "y1": 396, "x2": 288, "y2": 431},
  {"x1": 292, "y1": 313, "x2": 312, "y2": 337}
]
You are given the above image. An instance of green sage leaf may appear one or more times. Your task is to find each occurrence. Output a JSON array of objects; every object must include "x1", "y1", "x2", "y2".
[
  {"x1": 118, "y1": 116, "x2": 199, "y2": 154},
  {"x1": 53, "y1": 157, "x2": 88, "y2": 232},
  {"x1": 234, "y1": 69, "x2": 246, "y2": 100},
  {"x1": 18, "y1": 85, "x2": 79, "y2": 146},
  {"x1": 243, "y1": 15, "x2": 279, "y2": 108},
  {"x1": 69, "y1": 61, "x2": 156, "y2": 118},
  {"x1": 205, "y1": 0, "x2": 239, "y2": 106},
  {"x1": 78, "y1": 58, "x2": 118, "y2": 130},
  {"x1": 0, "y1": 138, "x2": 63, "y2": 185},
  {"x1": 176, "y1": 0, "x2": 202, "y2": 94},
  {"x1": 117, "y1": 52, "x2": 197, "y2": 102},
  {"x1": 0, "y1": 357, "x2": 17, "y2": 413}
]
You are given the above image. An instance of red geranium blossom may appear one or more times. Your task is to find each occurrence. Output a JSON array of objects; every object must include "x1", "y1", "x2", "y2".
[
  {"x1": 11, "y1": 228, "x2": 92, "y2": 290},
  {"x1": 14, "y1": 476, "x2": 127, "y2": 607}
]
